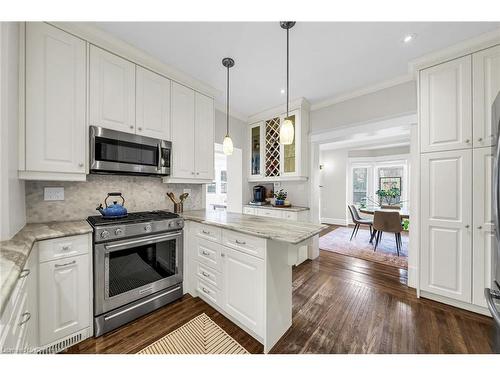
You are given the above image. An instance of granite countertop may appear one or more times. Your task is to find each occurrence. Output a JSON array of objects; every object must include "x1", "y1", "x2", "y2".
[
  {"x1": 182, "y1": 209, "x2": 326, "y2": 245},
  {"x1": 243, "y1": 204, "x2": 310, "y2": 213},
  {"x1": 0, "y1": 221, "x2": 92, "y2": 316}
]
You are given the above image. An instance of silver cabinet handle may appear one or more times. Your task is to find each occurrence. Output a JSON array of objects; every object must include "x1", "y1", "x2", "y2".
[
  {"x1": 61, "y1": 245, "x2": 71, "y2": 251},
  {"x1": 55, "y1": 260, "x2": 76, "y2": 268},
  {"x1": 19, "y1": 269, "x2": 30, "y2": 278},
  {"x1": 19, "y1": 312, "x2": 31, "y2": 326},
  {"x1": 202, "y1": 230, "x2": 210, "y2": 235},
  {"x1": 235, "y1": 240, "x2": 246, "y2": 245},
  {"x1": 202, "y1": 287, "x2": 210, "y2": 294},
  {"x1": 202, "y1": 250, "x2": 210, "y2": 256},
  {"x1": 201, "y1": 271, "x2": 210, "y2": 277}
]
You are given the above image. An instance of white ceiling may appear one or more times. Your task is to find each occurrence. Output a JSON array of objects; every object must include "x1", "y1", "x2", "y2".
[{"x1": 94, "y1": 22, "x2": 500, "y2": 117}]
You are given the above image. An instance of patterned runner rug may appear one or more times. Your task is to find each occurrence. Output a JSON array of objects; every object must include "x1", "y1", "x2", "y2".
[{"x1": 137, "y1": 313, "x2": 249, "y2": 354}]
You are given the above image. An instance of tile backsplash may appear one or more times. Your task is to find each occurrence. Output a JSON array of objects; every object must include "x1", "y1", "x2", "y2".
[{"x1": 25, "y1": 174, "x2": 204, "y2": 223}]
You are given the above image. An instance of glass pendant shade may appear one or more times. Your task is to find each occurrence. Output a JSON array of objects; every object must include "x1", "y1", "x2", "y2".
[
  {"x1": 223, "y1": 135, "x2": 234, "y2": 155},
  {"x1": 280, "y1": 118, "x2": 294, "y2": 145}
]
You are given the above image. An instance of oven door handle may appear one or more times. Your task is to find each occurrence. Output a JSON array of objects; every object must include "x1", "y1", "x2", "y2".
[{"x1": 104, "y1": 232, "x2": 181, "y2": 252}]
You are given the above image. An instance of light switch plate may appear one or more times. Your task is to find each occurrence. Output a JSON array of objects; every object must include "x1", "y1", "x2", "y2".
[{"x1": 44, "y1": 187, "x2": 64, "y2": 201}]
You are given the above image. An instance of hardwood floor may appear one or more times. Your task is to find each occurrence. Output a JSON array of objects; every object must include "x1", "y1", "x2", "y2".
[{"x1": 67, "y1": 249, "x2": 494, "y2": 354}]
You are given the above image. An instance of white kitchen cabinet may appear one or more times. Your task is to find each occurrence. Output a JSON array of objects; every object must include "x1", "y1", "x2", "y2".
[
  {"x1": 420, "y1": 55, "x2": 472, "y2": 153},
  {"x1": 473, "y1": 45, "x2": 500, "y2": 148},
  {"x1": 194, "y1": 92, "x2": 215, "y2": 180},
  {"x1": 472, "y1": 147, "x2": 496, "y2": 307},
  {"x1": 221, "y1": 246, "x2": 264, "y2": 337},
  {"x1": 89, "y1": 45, "x2": 136, "y2": 133},
  {"x1": 136, "y1": 66, "x2": 171, "y2": 140},
  {"x1": 420, "y1": 149, "x2": 472, "y2": 302},
  {"x1": 23, "y1": 22, "x2": 86, "y2": 179},
  {"x1": 170, "y1": 82, "x2": 195, "y2": 179},
  {"x1": 39, "y1": 253, "x2": 90, "y2": 346}
]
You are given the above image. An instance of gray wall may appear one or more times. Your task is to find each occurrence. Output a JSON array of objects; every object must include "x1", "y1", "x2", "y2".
[
  {"x1": 311, "y1": 80, "x2": 417, "y2": 132},
  {"x1": 0, "y1": 22, "x2": 26, "y2": 240}
]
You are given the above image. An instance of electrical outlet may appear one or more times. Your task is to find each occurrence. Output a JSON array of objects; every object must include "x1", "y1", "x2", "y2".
[
  {"x1": 183, "y1": 188, "x2": 191, "y2": 195},
  {"x1": 44, "y1": 187, "x2": 64, "y2": 201},
  {"x1": 273, "y1": 182, "x2": 281, "y2": 189}
]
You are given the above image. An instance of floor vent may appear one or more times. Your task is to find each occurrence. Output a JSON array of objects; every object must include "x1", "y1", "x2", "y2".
[{"x1": 37, "y1": 329, "x2": 90, "y2": 354}]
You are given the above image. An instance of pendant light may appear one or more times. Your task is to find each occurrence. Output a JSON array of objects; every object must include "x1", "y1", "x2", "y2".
[
  {"x1": 279, "y1": 21, "x2": 296, "y2": 145},
  {"x1": 222, "y1": 57, "x2": 235, "y2": 155}
]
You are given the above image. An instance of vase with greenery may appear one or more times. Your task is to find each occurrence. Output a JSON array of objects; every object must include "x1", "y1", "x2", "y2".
[
  {"x1": 274, "y1": 189, "x2": 287, "y2": 206},
  {"x1": 376, "y1": 187, "x2": 401, "y2": 206}
]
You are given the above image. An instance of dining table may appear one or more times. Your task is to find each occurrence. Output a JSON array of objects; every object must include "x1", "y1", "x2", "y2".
[{"x1": 358, "y1": 205, "x2": 410, "y2": 219}]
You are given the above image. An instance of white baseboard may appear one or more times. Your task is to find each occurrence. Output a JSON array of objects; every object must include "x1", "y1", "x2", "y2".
[
  {"x1": 420, "y1": 291, "x2": 491, "y2": 317},
  {"x1": 320, "y1": 217, "x2": 348, "y2": 226}
]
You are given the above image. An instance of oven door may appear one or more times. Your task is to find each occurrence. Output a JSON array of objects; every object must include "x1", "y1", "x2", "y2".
[
  {"x1": 90, "y1": 126, "x2": 171, "y2": 176},
  {"x1": 94, "y1": 231, "x2": 183, "y2": 316}
]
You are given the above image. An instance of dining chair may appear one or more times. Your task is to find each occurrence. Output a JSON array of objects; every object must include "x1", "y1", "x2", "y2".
[
  {"x1": 372, "y1": 211, "x2": 403, "y2": 256},
  {"x1": 347, "y1": 204, "x2": 373, "y2": 241}
]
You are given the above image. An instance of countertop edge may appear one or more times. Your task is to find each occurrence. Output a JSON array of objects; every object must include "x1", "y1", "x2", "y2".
[{"x1": 243, "y1": 204, "x2": 310, "y2": 212}]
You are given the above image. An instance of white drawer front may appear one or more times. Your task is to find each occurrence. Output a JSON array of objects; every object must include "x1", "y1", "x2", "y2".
[
  {"x1": 222, "y1": 230, "x2": 266, "y2": 259},
  {"x1": 196, "y1": 262, "x2": 222, "y2": 290},
  {"x1": 282, "y1": 211, "x2": 298, "y2": 221},
  {"x1": 195, "y1": 237, "x2": 222, "y2": 272},
  {"x1": 256, "y1": 209, "x2": 283, "y2": 219},
  {"x1": 38, "y1": 234, "x2": 90, "y2": 263},
  {"x1": 193, "y1": 223, "x2": 222, "y2": 243},
  {"x1": 243, "y1": 207, "x2": 256, "y2": 215},
  {"x1": 196, "y1": 278, "x2": 220, "y2": 307}
]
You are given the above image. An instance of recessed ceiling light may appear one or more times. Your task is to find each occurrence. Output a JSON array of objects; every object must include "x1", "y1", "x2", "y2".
[
  {"x1": 402, "y1": 34, "x2": 416, "y2": 43},
  {"x1": 280, "y1": 88, "x2": 285, "y2": 94}
]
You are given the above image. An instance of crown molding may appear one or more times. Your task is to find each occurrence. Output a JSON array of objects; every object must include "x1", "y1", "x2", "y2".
[
  {"x1": 310, "y1": 74, "x2": 414, "y2": 112},
  {"x1": 247, "y1": 97, "x2": 310, "y2": 124},
  {"x1": 408, "y1": 27, "x2": 500, "y2": 72},
  {"x1": 47, "y1": 22, "x2": 220, "y2": 99}
]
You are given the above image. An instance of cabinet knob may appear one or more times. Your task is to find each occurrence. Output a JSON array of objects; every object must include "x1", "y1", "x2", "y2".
[
  {"x1": 138, "y1": 127, "x2": 142, "y2": 131},
  {"x1": 465, "y1": 224, "x2": 470, "y2": 229},
  {"x1": 478, "y1": 138, "x2": 483, "y2": 142},
  {"x1": 465, "y1": 139, "x2": 470, "y2": 144},
  {"x1": 78, "y1": 163, "x2": 84, "y2": 167},
  {"x1": 478, "y1": 226, "x2": 483, "y2": 230},
  {"x1": 130, "y1": 125, "x2": 134, "y2": 130},
  {"x1": 196, "y1": 172, "x2": 200, "y2": 175},
  {"x1": 191, "y1": 172, "x2": 195, "y2": 175},
  {"x1": 221, "y1": 253, "x2": 225, "y2": 257}
]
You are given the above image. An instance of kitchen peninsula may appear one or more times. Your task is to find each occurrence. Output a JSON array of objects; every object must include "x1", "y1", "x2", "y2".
[{"x1": 182, "y1": 210, "x2": 326, "y2": 352}]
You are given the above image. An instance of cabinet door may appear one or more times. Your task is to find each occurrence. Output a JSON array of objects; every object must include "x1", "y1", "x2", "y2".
[
  {"x1": 472, "y1": 147, "x2": 496, "y2": 307},
  {"x1": 25, "y1": 23, "x2": 86, "y2": 173},
  {"x1": 473, "y1": 45, "x2": 500, "y2": 147},
  {"x1": 194, "y1": 92, "x2": 215, "y2": 179},
  {"x1": 281, "y1": 110, "x2": 299, "y2": 176},
  {"x1": 221, "y1": 246, "x2": 264, "y2": 336},
  {"x1": 420, "y1": 56, "x2": 472, "y2": 153},
  {"x1": 136, "y1": 66, "x2": 171, "y2": 140},
  {"x1": 89, "y1": 45, "x2": 135, "y2": 133},
  {"x1": 420, "y1": 150, "x2": 472, "y2": 302},
  {"x1": 171, "y1": 82, "x2": 195, "y2": 178},
  {"x1": 249, "y1": 122, "x2": 264, "y2": 178},
  {"x1": 39, "y1": 254, "x2": 90, "y2": 346}
]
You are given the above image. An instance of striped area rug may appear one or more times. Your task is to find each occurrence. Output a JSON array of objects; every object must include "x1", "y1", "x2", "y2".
[{"x1": 137, "y1": 313, "x2": 249, "y2": 354}]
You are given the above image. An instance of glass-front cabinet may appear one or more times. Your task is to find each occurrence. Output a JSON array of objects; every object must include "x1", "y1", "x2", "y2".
[{"x1": 247, "y1": 99, "x2": 309, "y2": 181}]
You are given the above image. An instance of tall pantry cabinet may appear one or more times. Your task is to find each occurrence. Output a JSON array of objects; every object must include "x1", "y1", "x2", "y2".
[{"x1": 419, "y1": 43, "x2": 500, "y2": 312}]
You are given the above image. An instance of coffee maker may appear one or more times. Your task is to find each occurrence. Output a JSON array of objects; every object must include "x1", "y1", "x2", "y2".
[{"x1": 249, "y1": 185, "x2": 268, "y2": 206}]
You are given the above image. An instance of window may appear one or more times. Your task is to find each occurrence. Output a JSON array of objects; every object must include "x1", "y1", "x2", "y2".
[
  {"x1": 221, "y1": 170, "x2": 227, "y2": 182},
  {"x1": 221, "y1": 183, "x2": 227, "y2": 194},
  {"x1": 352, "y1": 167, "x2": 368, "y2": 205},
  {"x1": 207, "y1": 183, "x2": 216, "y2": 194}
]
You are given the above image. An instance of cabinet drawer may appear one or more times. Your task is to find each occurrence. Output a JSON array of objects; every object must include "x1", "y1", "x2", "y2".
[
  {"x1": 193, "y1": 223, "x2": 222, "y2": 243},
  {"x1": 222, "y1": 230, "x2": 266, "y2": 259},
  {"x1": 243, "y1": 207, "x2": 256, "y2": 215},
  {"x1": 282, "y1": 211, "x2": 298, "y2": 221},
  {"x1": 256, "y1": 209, "x2": 283, "y2": 219},
  {"x1": 38, "y1": 234, "x2": 90, "y2": 263},
  {"x1": 196, "y1": 278, "x2": 220, "y2": 307},
  {"x1": 195, "y1": 262, "x2": 222, "y2": 290},
  {"x1": 195, "y1": 238, "x2": 222, "y2": 272}
]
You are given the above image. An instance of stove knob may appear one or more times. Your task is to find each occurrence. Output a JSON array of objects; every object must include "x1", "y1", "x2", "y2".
[
  {"x1": 115, "y1": 228, "x2": 123, "y2": 236},
  {"x1": 100, "y1": 230, "x2": 110, "y2": 239},
  {"x1": 144, "y1": 224, "x2": 152, "y2": 232}
]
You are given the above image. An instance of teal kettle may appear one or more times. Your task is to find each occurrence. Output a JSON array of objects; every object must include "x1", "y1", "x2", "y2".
[{"x1": 96, "y1": 192, "x2": 128, "y2": 218}]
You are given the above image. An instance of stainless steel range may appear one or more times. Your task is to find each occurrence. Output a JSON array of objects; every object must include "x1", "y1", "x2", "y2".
[{"x1": 87, "y1": 211, "x2": 184, "y2": 337}]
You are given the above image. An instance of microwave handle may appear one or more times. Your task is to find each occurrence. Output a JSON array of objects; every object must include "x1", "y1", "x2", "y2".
[{"x1": 157, "y1": 144, "x2": 162, "y2": 170}]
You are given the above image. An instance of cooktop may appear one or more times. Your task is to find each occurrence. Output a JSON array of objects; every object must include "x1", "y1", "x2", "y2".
[{"x1": 87, "y1": 210, "x2": 180, "y2": 227}]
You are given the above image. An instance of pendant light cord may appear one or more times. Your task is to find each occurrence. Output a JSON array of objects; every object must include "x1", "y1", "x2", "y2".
[
  {"x1": 286, "y1": 27, "x2": 289, "y2": 118},
  {"x1": 226, "y1": 64, "x2": 230, "y2": 136}
]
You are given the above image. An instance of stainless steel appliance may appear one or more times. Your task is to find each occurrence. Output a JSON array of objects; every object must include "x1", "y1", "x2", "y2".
[
  {"x1": 90, "y1": 126, "x2": 171, "y2": 176},
  {"x1": 489, "y1": 92, "x2": 500, "y2": 353},
  {"x1": 249, "y1": 185, "x2": 268, "y2": 206},
  {"x1": 88, "y1": 211, "x2": 184, "y2": 337}
]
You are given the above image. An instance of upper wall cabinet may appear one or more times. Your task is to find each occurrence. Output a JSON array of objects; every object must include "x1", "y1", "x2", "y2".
[
  {"x1": 473, "y1": 44, "x2": 500, "y2": 148},
  {"x1": 89, "y1": 45, "x2": 136, "y2": 133},
  {"x1": 247, "y1": 99, "x2": 310, "y2": 182},
  {"x1": 420, "y1": 55, "x2": 472, "y2": 153},
  {"x1": 165, "y1": 82, "x2": 215, "y2": 183},
  {"x1": 136, "y1": 66, "x2": 171, "y2": 140},
  {"x1": 22, "y1": 22, "x2": 87, "y2": 181}
]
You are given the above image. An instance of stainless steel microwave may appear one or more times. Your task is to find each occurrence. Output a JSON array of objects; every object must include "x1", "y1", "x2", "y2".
[{"x1": 90, "y1": 126, "x2": 171, "y2": 176}]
